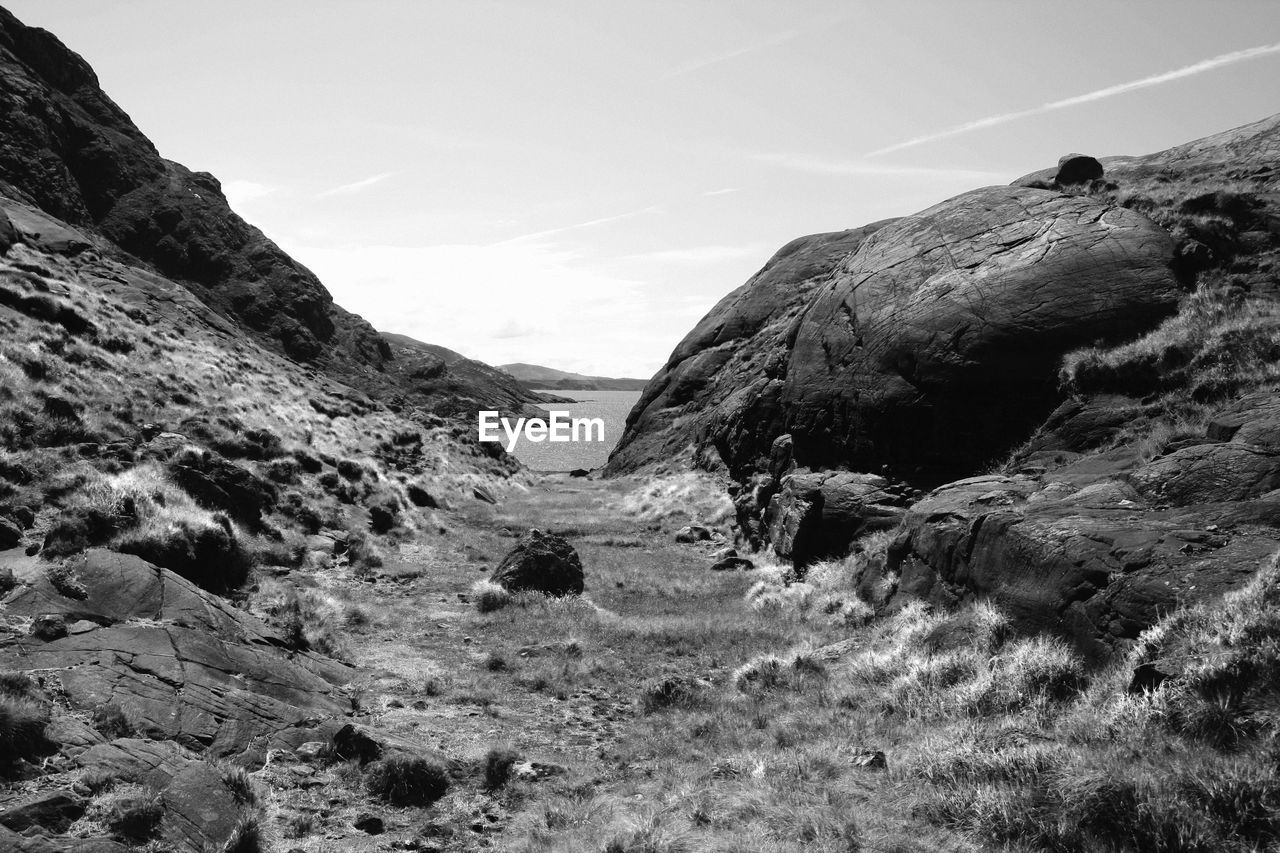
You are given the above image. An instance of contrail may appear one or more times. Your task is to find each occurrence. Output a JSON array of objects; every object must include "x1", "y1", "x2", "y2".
[{"x1": 867, "y1": 42, "x2": 1280, "y2": 157}]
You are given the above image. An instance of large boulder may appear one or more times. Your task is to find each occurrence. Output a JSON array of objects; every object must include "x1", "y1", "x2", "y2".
[
  {"x1": 1055, "y1": 153, "x2": 1105, "y2": 185},
  {"x1": 782, "y1": 187, "x2": 1180, "y2": 484},
  {"x1": 490, "y1": 529, "x2": 584, "y2": 596}
]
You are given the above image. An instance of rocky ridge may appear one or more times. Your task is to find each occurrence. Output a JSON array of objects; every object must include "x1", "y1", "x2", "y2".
[{"x1": 610, "y1": 114, "x2": 1280, "y2": 656}]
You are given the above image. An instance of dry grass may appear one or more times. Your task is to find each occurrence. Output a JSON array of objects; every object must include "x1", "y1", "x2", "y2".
[{"x1": 617, "y1": 471, "x2": 735, "y2": 529}]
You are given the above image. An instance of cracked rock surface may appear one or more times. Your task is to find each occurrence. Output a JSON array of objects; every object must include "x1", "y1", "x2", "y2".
[{"x1": 0, "y1": 550, "x2": 353, "y2": 760}]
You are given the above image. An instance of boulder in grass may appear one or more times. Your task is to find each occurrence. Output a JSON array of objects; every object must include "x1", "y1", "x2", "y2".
[{"x1": 490, "y1": 529, "x2": 583, "y2": 596}]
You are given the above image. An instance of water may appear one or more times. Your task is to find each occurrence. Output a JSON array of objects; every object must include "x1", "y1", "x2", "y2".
[{"x1": 508, "y1": 389, "x2": 643, "y2": 472}]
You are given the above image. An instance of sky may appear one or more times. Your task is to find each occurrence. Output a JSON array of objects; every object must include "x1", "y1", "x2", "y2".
[{"x1": 7, "y1": 1, "x2": 1280, "y2": 378}]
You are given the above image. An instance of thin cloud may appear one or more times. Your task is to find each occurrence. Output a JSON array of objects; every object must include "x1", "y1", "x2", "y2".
[
  {"x1": 751, "y1": 152, "x2": 1000, "y2": 182},
  {"x1": 868, "y1": 41, "x2": 1280, "y2": 157},
  {"x1": 703, "y1": 187, "x2": 741, "y2": 197},
  {"x1": 661, "y1": 10, "x2": 856, "y2": 79},
  {"x1": 494, "y1": 319, "x2": 538, "y2": 339},
  {"x1": 500, "y1": 205, "x2": 664, "y2": 244},
  {"x1": 663, "y1": 28, "x2": 804, "y2": 78},
  {"x1": 315, "y1": 172, "x2": 395, "y2": 198}
]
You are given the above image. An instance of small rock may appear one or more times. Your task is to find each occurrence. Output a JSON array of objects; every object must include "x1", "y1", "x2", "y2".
[
  {"x1": 407, "y1": 484, "x2": 442, "y2": 508},
  {"x1": 675, "y1": 525, "x2": 713, "y2": 543},
  {"x1": 354, "y1": 813, "x2": 385, "y2": 835},
  {"x1": 513, "y1": 761, "x2": 567, "y2": 782},
  {"x1": 711, "y1": 546, "x2": 738, "y2": 561},
  {"x1": 331, "y1": 724, "x2": 382, "y2": 765},
  {"x1": 0, "y1": 518, "x2": 21, "y2": 550},
  {"x1": 852, "y1": 749, "x2": 886, "y2": 770},
  {"x1": 568, "y1": 468, "x2": 590, "y2": 478},
  {"x1": 710, "y1": 556, "x2": 754, "y2": 572},
  {"x1": 31, "y1": 613, "x2": 68, "y2": 641},
  {"x1": 0, "y1": 789, "x2": 86, "y2": 833},
  {"x1": 472, "y1": 485, "x2": 497, "y2": 504},
  {"x1": 295, "y1": 742, "x2": 328, "y2": 762}
]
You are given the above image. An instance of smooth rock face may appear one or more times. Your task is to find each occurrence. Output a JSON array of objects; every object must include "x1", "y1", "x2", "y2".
[
  {"x1": 782, "y1": 187, "x2": 1180, "y2": 483},
  {"x1": 607, "y1": 223, "x2": 892, "y2": 476},
  {"x1": 0, "y1": 550, "x2": 353, "y2": 759},
  {"x1": 490, "y1": 529, "x2": 584, "y2": 596}
]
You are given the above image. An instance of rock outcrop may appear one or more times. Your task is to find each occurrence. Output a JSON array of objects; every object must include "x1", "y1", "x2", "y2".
[
  {"x1": 612, "y1": 112, "x2": 1280, "y2": 655},
  {"x1": 0, "y1": 550, "x2": 354, "y2": 759},
  {"x1": 782, "y1": 187, "x2": 1180, "y2": 483}
]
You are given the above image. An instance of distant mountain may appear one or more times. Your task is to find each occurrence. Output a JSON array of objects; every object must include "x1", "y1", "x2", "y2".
[
  {"x1": 499, "y1": 362, "x2": 649, "y2": 391},
  {"x1": 382, "y1": 335, "x2": 570, "y2": 415}
]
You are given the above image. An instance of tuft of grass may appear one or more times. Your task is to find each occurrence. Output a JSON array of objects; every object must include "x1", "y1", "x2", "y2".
[
  {"x1": 93, "y1": 784, "x2": 164, "y2": 842},
  {"x1": 472, "y1": 579, "x2": 513, "y2": 613},
  {"x1": 92, "y1": 703, "x2": 133, "y2": 739},
  {"x1": 364, "y1": 752, "x2": 449, "y2": 806},
  {"x1": 0, "y1": 694, "x2": 48, "y2": 766},
  {"x1": 266, "y1": 584, "x2": 350, "y2": 662},
  {"x1": 483, "y1": 745, "x2": 521, "y2": 791},
  {"x1": 639, "y1": 676, "x2": 704, "y2": 714}
]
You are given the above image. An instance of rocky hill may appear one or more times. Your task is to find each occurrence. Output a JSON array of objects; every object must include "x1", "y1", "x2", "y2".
[
  {"x1": 499, "y1": 362, "x2": 648, "y2": 392},
  {"x1": 0, "y1": 6, "x2": 548, "y2": 417},
  {"x1": 0, "y1": 7, "x2": 553, "y2": 850},
  {"x1": 610, "y1": 114, "x2": 1280, "y2": 659}
]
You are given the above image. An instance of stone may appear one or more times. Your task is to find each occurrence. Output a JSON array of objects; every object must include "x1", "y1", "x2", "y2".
[
  {"x1": 569, "y1": 468, "x2": 590, "y2": 478},
  {"x1": 472, "y1": 485, "x2": 497, "y2": 504},
  {"x1": 354, "y1": 813, "x2": 385, "y2": 835},
  {"x1": 295, "y1": 742, "x2": 328, "y2": 762},
  {"x1": 674, "y1": 525, "x2": 713, "y2": 543},
  {"x1": 0, "y1": 790, "x2": 85, "y2": 833},
  {"x1": 407, "y1": 484, "x2": 441, "y2": 508},
  {"x1": 851, "y1": 750, "x2": 886, "y2": 770},
  {"x1": 1055, "y1": 153, "x2": 1104, "y2": 185},
  {"x1": 332, "y1": 724, "x2": 383, "y2": 765},
  {"x1": 0, "y1": 518, "x2": 20, "y2": 550},
  {"x1": 764, "y1": 470, "x2": 905, "y2": 567},
  {"x1": 29, "y1": 613, "x2": 67, "y2": 641},
  {"x1": 167, "y1": 448, "x2": 277, "y2": 524},
  {"x1": 607, "y1": 223, "x2": 892, "y2": 477},
  {"x1": 710, "y1": 556, "x2": 754, "y2": 571},
  {"x1": 157, "y1": 762, "x2": 243, "y2": 852},
  {"x1": 0, "y1": 551, "x2": 354, "y2": 758},
  {"x1": 490, "y1": 529, "x2": 584, "y2": 596},
  {"x1": 9, "y1": 506, "x2": 34, "y2": 529},
  {"x1": 884, "y1": 473, "x2": 1280, "y2": 660},
  {"x1": 782, "y1": 187, "x2": 1180, "y2": 484}
]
